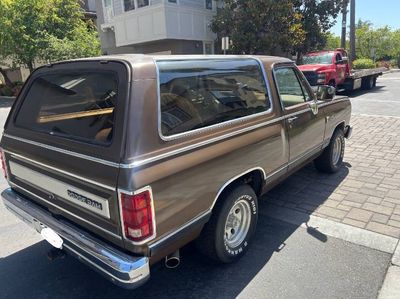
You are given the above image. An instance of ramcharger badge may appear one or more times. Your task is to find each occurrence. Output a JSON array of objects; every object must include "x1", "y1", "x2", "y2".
[
  {"x1": 8, "y1": 161, "x2": 110, "y2": 219},
  {"x1": 67, "y1": 190, "x2": 103, "y2": 211}
]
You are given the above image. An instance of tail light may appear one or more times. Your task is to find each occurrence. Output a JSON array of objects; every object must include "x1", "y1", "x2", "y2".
[
  {"x1": 119, "y1": 187, "x2": 156, "y2": 243},
  {"x1": 0, "y1": 148, "x2": 8, "y2": 179}
]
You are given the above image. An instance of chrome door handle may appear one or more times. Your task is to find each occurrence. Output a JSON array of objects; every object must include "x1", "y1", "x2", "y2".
[{"x1": 287, "y1": 116, "x2": 298, "y2": 123}]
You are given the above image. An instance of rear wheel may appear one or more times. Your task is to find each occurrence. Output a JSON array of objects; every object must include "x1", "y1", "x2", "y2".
[
  {"x1": 196, "y1": 184, "x2": 258, "y2": 263},
  {"x1": 362, "y1": 76, "x2": 374, "y2": 90},
  {"x1": 314, "y1": 129, "x2": 345, "y2": 173}
]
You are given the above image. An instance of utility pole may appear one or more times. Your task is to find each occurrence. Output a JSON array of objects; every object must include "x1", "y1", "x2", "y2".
[
  {"x1": 349, "y1": 0, "x2": 356, "y2": 64},
  {"x1": 341, "y1": 0, "x2": 348, "y2": 49}
]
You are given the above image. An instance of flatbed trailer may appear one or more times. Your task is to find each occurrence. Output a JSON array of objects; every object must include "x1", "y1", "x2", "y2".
[{"x1": 298, "y1": 48, "x2": 387, "y2": 92}]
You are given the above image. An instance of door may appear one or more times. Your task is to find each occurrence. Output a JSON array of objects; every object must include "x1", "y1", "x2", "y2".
[
  {"x1": 274, "y1": 65, "x2": 325, "y2": 170},
  {"x1": 335, "y1": 53, "x2": 347, "y2": 84}
]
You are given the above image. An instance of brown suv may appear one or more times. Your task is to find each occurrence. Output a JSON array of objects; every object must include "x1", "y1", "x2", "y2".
[{"x1": 0, "y1": 55, "x2": 352, "y2": 289}]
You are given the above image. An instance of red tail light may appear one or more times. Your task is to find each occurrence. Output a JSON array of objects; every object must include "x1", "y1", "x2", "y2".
[
  {"x1": 0, "y1": 148, "x2": 8, "y2": 179},
  {"x1": 119, "y1": 187, "x2": 156, "y2": 243}
]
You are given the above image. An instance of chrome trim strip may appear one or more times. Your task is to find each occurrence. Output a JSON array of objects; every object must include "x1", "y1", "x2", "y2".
[
  {"x1": 149, "y1": 210, "x2": 211, "y2": 249},
  {"x1": 1, "y1": 188, "x2": 148, "y2": 288},
  {"x1": 2, "y1": 134, "x2": 120, "y2": 168},
  {"x1": 124, "y1": 116, "x2": 285, "y2": 168},
  {"x1": 9, "y1": 161, "x2": 111, "y2": 219},
  {"x1": 154, "y1": 57, "x2": 275, "y2": 141},
  {"x1": 9, "y1": 182, "x2": 122, "y2": 239},
  {"x1": 318, "y1": 98, "x2": 349, "y2": 108},
  {"x1": 117, "y1": 186, "x2": 157, "y2": 246},
  {"x1": 4, "y1": 150, "x2": 115, "y2": 191}
]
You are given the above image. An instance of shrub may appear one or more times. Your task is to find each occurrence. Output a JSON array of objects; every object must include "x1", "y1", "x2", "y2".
[
  {"x1": 390, "y1": 59, "x2": 400, "y2": 68},
  {"x1": 0, "y1": 85, "x2": 14, "y2": 96},
  {"x1": 352, "y1": 58, "x2": 376, "y2": 69}
]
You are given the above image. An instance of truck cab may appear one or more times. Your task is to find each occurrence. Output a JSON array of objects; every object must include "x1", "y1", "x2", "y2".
[{"x1": 298, "y1": 48, "x2": 350, "y2": 88}]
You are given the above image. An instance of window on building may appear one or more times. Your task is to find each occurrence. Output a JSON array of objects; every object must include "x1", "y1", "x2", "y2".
[
  {"x1": 205, "y1": 0, "x2": 212, "y2": 9},
  {"x1": 124, "y1": 0, "x2": 135, "y2": 11},
  {"x1": 137, "y1": 0, "x2": 150, "y2": 8},
  {"x1": 158, "y1": 59, "x2": 270, "y2": 136},
  {"x1": 168, "y1": 0, "x2": 177, "y2": 3}
]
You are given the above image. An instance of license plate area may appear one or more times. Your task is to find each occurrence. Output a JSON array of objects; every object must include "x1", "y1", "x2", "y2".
[{"x1": 40, "y1": 227, "x2": 64, "y2": 249}]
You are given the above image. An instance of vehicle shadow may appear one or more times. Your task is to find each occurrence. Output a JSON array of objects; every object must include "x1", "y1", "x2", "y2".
[
  {"x1": 0, "y1": 163, "x2": 350, "y2": 299},
  {"x1": 338, "y1": 85, "x2": 385, "y2": 98}
]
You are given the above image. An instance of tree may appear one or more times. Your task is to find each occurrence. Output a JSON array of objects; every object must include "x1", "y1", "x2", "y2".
[
  {"x1": 210, "y1": 0, "x2": 343, "y2": 59},
  {"x1": 210, "y1": 0, "x2": 306, "y2": 55},
  {"x1": 355, "y1": 20, "x2": 394, "y2": 61},
  {"x1": 0, "y1": 0, "x2": 100, "y2": 80},
  {"x1": 293, "y1": 0, "x2": 343, "y2": 61},
  {"x1": 324, "y1": 32, "x2": 341, "y2": 50}
]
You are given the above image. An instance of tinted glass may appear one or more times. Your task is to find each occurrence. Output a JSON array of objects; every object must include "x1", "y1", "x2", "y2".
[
  {"x1": 275, "y1": 67, "x2": 306, "y2": 108},
  {"x1": 15, "y1": 72, "x2": 118, "y2": 145},
  {"x1": 158, "y1": 59, "x2": 270, "y2": 136},
  {"x1": 302, "y1": 53, "x2": 333, "y2": 65}
]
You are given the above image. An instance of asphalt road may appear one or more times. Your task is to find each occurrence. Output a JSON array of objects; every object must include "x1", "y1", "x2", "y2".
[
  {"x1": 1, "y1": 72, "x2": 399, "y2": 298},
  {"x1": 347, "y1": 71, "x2": 400, "y2": 117}
]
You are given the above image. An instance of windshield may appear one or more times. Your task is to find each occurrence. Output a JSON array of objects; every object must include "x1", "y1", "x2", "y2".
[{"x1": 302, "y1": 53, "x2": 333, "y2": 65}]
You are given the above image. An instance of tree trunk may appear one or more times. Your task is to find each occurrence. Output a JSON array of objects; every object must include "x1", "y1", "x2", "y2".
[
  {"x1": 0, "y1": 67, "x2": 13, "y2": 87},
  {"x1": 296, "y1": 52, "x2": 303, "y2": 65},
  {"x1": 27, "y1": 61, "x2": 34, "y2": 74}
]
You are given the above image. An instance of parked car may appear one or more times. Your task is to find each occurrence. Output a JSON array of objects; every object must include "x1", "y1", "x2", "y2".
[
  {"x1": 298, "y1": 48, "x2": 385, "y2": 91},
  {"x1": 0, "y1": 55, "x2": 352, "y2": 289}
]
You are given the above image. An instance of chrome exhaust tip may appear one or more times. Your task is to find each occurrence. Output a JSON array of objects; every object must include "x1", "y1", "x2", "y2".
[{"x1": 165, "y1": 250, "x2": 180, "y2": 269}]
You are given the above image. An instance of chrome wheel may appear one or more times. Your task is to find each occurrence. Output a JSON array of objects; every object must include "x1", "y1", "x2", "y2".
[
  {"x1": 332, "y1": 136, "x2": 342, "y2": 166},
  {"x1": 224, "y1": 199, "x2": 251, "y2": 248}
]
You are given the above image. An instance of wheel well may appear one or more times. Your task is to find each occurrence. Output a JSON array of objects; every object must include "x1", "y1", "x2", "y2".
[
  {"x1": 334, "y1": 122, "x2": 345, "y2": 134},
  {"x1": 214, "y1": 169, "x2": 264, "y2": 207}
]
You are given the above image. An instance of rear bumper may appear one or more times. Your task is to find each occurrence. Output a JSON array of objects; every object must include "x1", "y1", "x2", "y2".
[{"x1": 1, "y1": 188, "x2": 150, "y2": 289}]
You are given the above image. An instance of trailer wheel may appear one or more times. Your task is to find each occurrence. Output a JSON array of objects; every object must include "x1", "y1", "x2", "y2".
[{"x1": 362, "y1": 76, "x2": 374, "y2": 90}]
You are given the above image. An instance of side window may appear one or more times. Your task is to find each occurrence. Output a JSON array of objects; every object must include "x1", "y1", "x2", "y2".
[
  {"x1": 275, "y1": 67, "x2": 307, "y2": 108},
  {"x1": 158, "y1": 59, "x2": 271, "y2": 136}
]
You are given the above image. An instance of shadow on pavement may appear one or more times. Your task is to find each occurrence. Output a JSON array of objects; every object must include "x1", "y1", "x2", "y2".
[
  {"x1": 338, "y1": 85, "x2": 385, "y2": 98},
  {"x1": 0, "y1": 164, "x2": 349, "y2": 298}
]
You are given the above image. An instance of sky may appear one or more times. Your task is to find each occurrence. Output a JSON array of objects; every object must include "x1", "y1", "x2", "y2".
[{"x1": 330, "y1": 0, "x2": 400, "y2": 36}]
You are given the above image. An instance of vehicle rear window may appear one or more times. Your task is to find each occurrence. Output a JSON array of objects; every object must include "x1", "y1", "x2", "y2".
[
  {"x1": 157, "y1": 59, "x2": 270, "y2": 137},
  {"x1": 15, "y1": 71, "x2": 118, "y2": 145}
]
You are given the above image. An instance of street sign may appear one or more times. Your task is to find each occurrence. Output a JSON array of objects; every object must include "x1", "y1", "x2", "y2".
[{"x1": 222, "y1": 36, "x2": 229, "y2": 54}]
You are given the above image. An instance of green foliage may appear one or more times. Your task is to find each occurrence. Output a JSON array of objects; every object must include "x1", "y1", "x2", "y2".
[
  {"x1": 324, "y1": 32, "x2": 341, "y2": 50},
  {"x1": 352, "y1": 58, "x2": 376, "y2": 69},
  {"x1": 210, "y1": 0, "x2": 342, "y2": 57},
  {"x1": 0, "y1": 0, "x2": 100, "y2": 74},
  {"x1": 210, "y1": 0, "x2": 306, "y2": 55},
  {"x1": 294, "y1": 0, "x2": 343, "y2": 55},
  {"x1": 0, "y1": 84, "x2": 14, "y2": 96}
]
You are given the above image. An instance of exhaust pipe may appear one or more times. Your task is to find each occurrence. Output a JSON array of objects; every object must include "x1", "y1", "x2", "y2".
[{"x1": 165, "y1": 250, "x2": 180, "y2": 269}]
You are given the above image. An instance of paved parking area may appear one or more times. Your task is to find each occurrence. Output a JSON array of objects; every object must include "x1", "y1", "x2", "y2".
[{"x1": 267, "y1": 73, "x2": 400, "y2": 238}]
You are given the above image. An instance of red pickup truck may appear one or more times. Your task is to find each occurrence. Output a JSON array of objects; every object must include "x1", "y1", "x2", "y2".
[{"x1": 298, "y1": 48, "x2": 385, "y2": 91}]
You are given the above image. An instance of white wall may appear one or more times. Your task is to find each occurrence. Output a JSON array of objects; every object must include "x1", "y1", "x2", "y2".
[{"x1": 102, "y1": 0, "x2": 216, "y2": 47}]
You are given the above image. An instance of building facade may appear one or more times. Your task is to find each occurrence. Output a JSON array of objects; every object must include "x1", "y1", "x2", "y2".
[{"x1": 96, "y1": 0, "x2": 218, "y2": 55}]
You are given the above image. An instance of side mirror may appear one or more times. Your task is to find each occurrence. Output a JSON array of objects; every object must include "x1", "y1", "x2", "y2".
[{"x1": 316, "y1": 85, "x2": 336, "y2": 101}]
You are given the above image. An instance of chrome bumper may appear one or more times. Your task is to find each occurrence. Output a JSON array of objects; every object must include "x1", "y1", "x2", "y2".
[{"x1": 1, "y1": 188, "x2": 150, "y2": 289}]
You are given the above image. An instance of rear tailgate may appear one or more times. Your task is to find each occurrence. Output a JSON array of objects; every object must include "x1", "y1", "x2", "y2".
[{"x1": 1, "y1": 60, "x2": 130, "y2": 246}]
